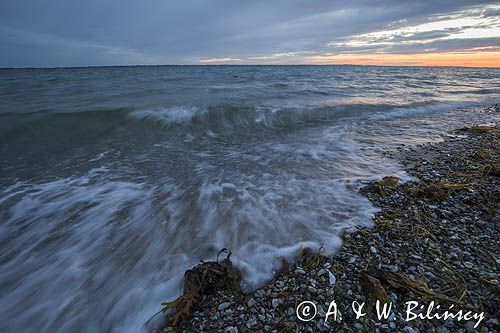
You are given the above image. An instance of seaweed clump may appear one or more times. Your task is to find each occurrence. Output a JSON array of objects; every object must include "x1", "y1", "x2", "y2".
[
  {"x1": 455, "y1": 125, "x2": 500, "y2": 136},
  {"x1": 363, "y1": 176, "x2": 400, "y2": 196},
  {"x1": 160, "y1": 249, "x2": 241, "y2": 326},
  {"x1": 409, "y1": 181, "x2": 471, "y2": 202}
]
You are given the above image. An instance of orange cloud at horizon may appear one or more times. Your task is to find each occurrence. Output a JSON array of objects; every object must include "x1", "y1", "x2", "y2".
[
  {"x1": 305, "y1": 51, "x2": 500, "y2": 67},
  {"x1": 199, "y1": 57, "x2": 242, "y2": 64}
]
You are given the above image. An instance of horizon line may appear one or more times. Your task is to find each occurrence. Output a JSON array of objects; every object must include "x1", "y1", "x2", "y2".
[{"x1": 2, "y1": 63, "x2": 500, "y2": 70}]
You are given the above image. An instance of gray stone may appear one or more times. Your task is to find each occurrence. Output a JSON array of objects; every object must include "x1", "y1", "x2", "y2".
[
  {"x1": 436, "y1": 326, "x2": 449, "y2": 333},
  {"x1": 402, "y1": 326, "x2": 418, "y2": 333},
  {"x1": 465, "y1": 321, "x2": 476, "y2": 333},
  {"x1": 272, "y1": 298, "x2": 279, "y2": 308},
  {"x1": 226, "y1": 326, "x2": 238, "y2": 333},
  {"x1": 353, "y1": 322, "x2": 364, "y2": 329},
  {"x1": 218, "y1": 302, "x2": 231, "y2": 311},
  {"x1": 328, "y1": 270, "x2": 336, "y2": 285}
]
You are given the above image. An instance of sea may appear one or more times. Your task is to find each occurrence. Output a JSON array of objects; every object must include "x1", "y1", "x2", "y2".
[{"x1": 0, "y1": 65, "x2": 499, "y2": 332}]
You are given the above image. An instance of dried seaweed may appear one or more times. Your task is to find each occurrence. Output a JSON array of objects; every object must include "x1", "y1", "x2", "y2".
[
  {"x1": 455, "y1": 126, "x2": 500, "y2": 136},
  {"x1": 409, "y1": 181, "x2": 471, "y2": 202},
  {"x1": 361, "y1": 270, "x2": 390, "y2": 318},
  {"x1": 377, "y1": 270, "x2": 476, "y2": 311},
  {"x1": 161, "y1": 248, "x2": 241, "y2": 326},
  {"x1": 364, "y1": 176, "x2": 400, "y2": 196}
]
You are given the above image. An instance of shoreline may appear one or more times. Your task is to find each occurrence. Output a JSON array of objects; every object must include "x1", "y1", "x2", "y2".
[{"x1": 159, "y1": 112, "x2": 499, "y2": 332}]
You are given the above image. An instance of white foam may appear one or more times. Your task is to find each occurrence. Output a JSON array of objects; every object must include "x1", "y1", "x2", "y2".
[
  {"x1": 129, "y1": 106, "x2": 206, "y2": 126},
  {"x1": 369, "y1": 101, "x2": 477, "y2": 121},
  {"x1": 0, "y1": 171, "x2": 180, "y2": 333},
  {"x1": 0, "y1": 164, "x2": 380, "y2": 333}
]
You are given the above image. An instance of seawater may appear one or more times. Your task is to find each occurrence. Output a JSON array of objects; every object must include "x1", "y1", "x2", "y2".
[{"x1": 0, "y1": 65, "x2": 499, "y2": 332}]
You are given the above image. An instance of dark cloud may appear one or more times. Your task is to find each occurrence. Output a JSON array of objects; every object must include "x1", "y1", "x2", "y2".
[
  {"x1": 388, "y1": 37, "x2": 500, "y2": 54},
  {"x1": 0, "y1": 0, "x2": 499, "y2": 67},
  {"x1": 391, "y1": 29, "x2": 462, "y2": 42},
  {"x1": 483, "y1": 8, "x2": 500, "y2": 17}
]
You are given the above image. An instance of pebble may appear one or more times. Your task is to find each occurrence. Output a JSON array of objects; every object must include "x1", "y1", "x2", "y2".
[
  {"x1": 436, "y1": 326, "x2": 449, "y2": 333},
  {"x1": 353, "y1": 322, "x2": 364, "y2": 329},
  {"x1": 402, "y1": 326, "x2": 418, "y2": 333},
  {"x1": 465, "y1": 321, "x2": 476, "y2": 333},
  {"x1": 294, "y1": 268, "x2": 306, "y2": 275},
  {"x1": 255, "y1": 289, "x2": 265, "y2": 298},
  {"x1": 328, "y1": 270, "x2": 336, "y2": 285},
  {"x1": 218, "y1": 302, "x2": 231, "y2": 311},
  {"x1": 247, "y1": 298, "x2": 256, "y2": 308}
]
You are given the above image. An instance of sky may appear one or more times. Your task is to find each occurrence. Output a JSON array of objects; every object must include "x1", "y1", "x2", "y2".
[{"x1": 1, "y1": 1, "x2": 499, "y2": 67}]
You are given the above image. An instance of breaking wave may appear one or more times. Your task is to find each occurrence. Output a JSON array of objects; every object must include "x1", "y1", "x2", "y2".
[{"x1": 1, "y1": 100, "x2": 494, "y2": 144}]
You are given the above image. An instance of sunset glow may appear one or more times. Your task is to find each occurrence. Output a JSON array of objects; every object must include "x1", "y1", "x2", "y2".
[
  {"x1": 199, "y1": 57, "x2": 242, "y2": 64},
  {"x1": 195, "y1": 4, "x2": 500, "y2": 68},
  {"x1": 305, "y1": 51, "x2": 500, "y2": 67}
]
